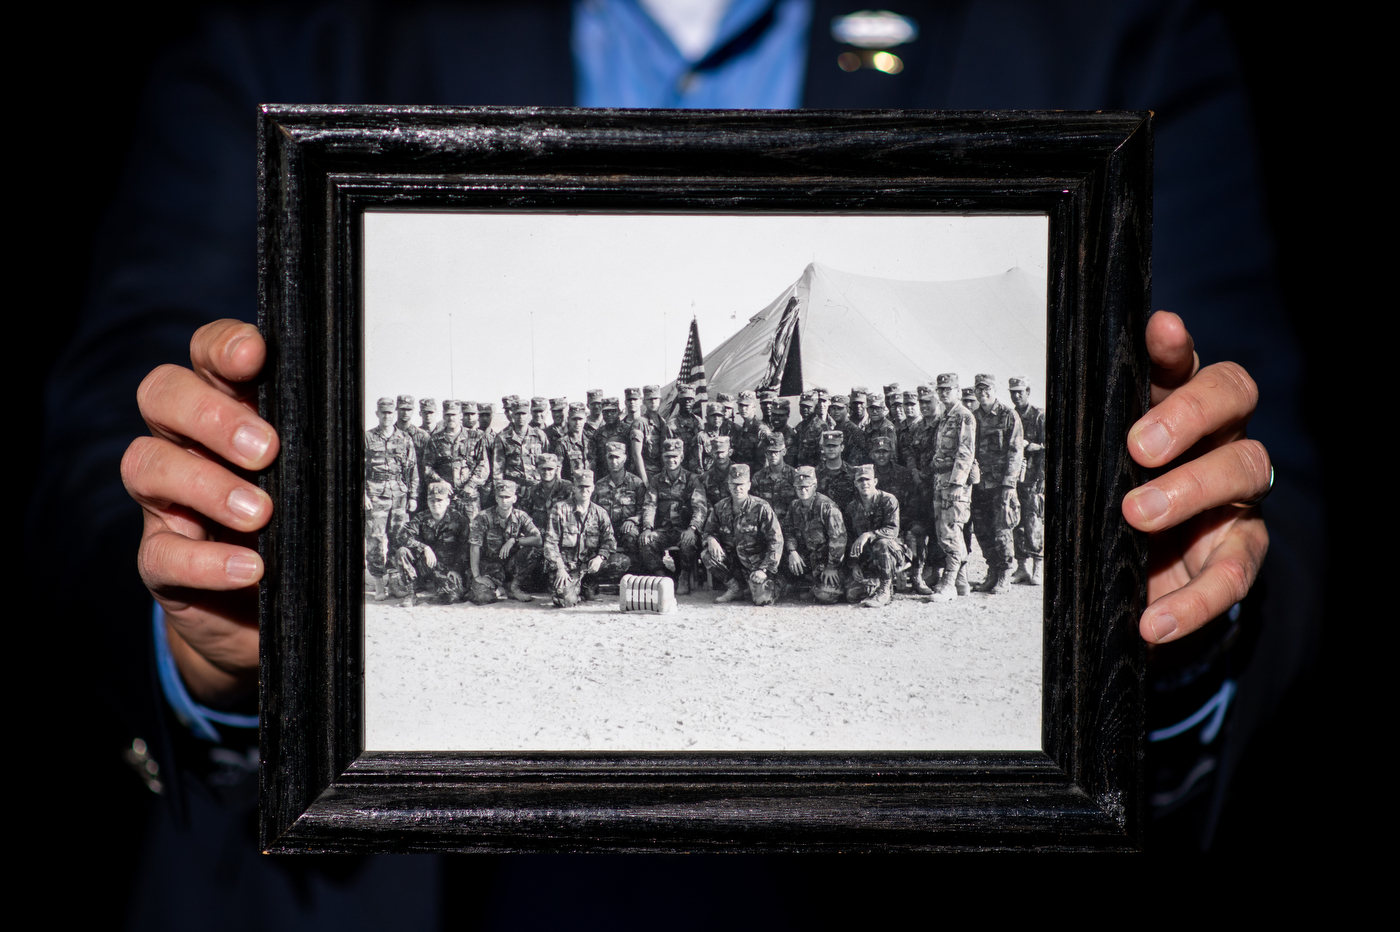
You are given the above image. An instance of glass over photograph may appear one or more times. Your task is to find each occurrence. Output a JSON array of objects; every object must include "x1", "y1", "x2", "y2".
[{"x1": 360, "y1": 211, "x2": 1049, "y2": 753}]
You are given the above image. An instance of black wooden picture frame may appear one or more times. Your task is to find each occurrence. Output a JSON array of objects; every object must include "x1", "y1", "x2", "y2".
[{"x1": 258, "y1": 106, "x2": 1151, "y2": 853}]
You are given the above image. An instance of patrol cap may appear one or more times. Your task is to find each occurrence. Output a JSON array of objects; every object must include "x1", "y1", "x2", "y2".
[
  {"x1": 704, "y1": 402, "x2": 724, "y2": 417},
  {"x1": 376, "y1": 397, "x2": 395, "y2": 412},
  {"x1": 442, "y1": 400, "x2": 462, "y2": 414},
  {"x1": 794, "y1": 466, "x2": 817, "y2": 481},
  {"x1": 662, "y1": 439, "x2": 684, "y2": 455},
  {"x1": 573, "y1": 468, "x2": 595, "y2": 486},
  {"x1": 883, "y1": 383, "x2": 900, "y2": 396},
  {"x1": 709, "y1": 434, "x2": 731, "y2": 450},
  {"x1": 821, "y1": 430, "x2": 844, "y2": 445},
  {"x1": 397, "y1": 394, "x2": 415, "y2": 410},
  {"x1": 419, "y1": 397, "x2": 438, "y2": 412},
  {"x1": 504, "y1": 394, "x2": 520, "y2": 406},
  {"x1": 828, "y1": 394, "x2": 848, "y2": 410},
  {"x1": 677, "y1": 383, "x2": 696, "y2": 398},
  {"x1": 461, "y1": 401, "x2": 479, "y2": 415},
  {"x1": 757, "y1": 388, "x2": 778, "y2": 403},
  {"x1": 737, "y1": 390, "x2": 757, "y2": 403},
  {"x1": 605, "y1": 441, "x2": 627, "y2": 456},
  {"x1": 643, "y1": 384, "x2": 661, "y2": 399},
  {"x1": 549, "y1": 396, "x2": 567, "y2": 409},
  {"x1": 903, "y1": 391, "x2": 917, "y2": 404},
  {"x1": 624, "y1": 387, "x2": 641, "y2": 401},
  {"x1": 567, "y1": 402, "x2": 588, "y2": 417},
  {"x1": 511, "y1": 400, "x2": 530, "y2": 414},
  {"x1": 813, "y1": 386, "x2": 830, "y2": 400},
  {"x1": 799, "y1": 391, "x2": 816, "y2": 405},
  {"x1": 728, "y1": 463, "x2": 751, "y2": 482},
  {"x1": 716, "y1": 391, "x2": 735, "y2": 404},
  {"x1": 936, "y1": 373, "x2": 959, "y2": 389},
  {"x1": 531, "y1": 396, "x2": 547, "y2": 412},
  {"x1": 850, "y1": 387, "x2": 869, "y2": 402},
  {"x1": 586, "y1": 389, "x2": 604, "y2": 404},
  {"x1": 776, "y1": 399, "x2": 792, "y2": 414},
  {"x1": 480, "y1": 401, "x2": 495, "y2": 413},
  {"x1": 853, "y1": 464, "x2": 876, "y2": 480},
  {"x1": 426, "y1": 480, "x2": 452, "y2": 496},
  {"x1": 961, "y1": 386, "x2": 977, "y2": 398},
  {"x1": 537, "y1": 453, "x2": 560, "y2": 469},
  {"x1": 974, "y1": 373, "x2": 997, "y2": 388},
  {"x1": 1008, "y1": 376, "x2": 1030, "y2": 391},
  {"x1": 916, "y1": 385, "x2": 935, "y2": 400},
  {"x1": 494, "y1": 479, "x2": 518, "y2": 497},
  {"x1": 765, "y1": 434, "x2": 787, "y2": 451},
  {"x1": 870, "y1": 436, "x2": 894, "y2": 452},
  {"x1": 868, "y1": 396, "x2": 887, "y2": 411}
]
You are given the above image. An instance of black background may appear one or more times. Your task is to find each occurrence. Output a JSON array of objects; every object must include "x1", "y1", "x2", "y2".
[{"x1": 16, "y1": 1, "x2": 1366, "y2": 924}]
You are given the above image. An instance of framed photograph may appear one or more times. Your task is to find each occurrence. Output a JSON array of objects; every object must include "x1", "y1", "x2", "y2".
[{"x1": 258, "y1": 107, "x2": 1151, "y2": 852}]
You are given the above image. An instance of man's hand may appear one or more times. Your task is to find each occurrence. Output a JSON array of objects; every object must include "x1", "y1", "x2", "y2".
[
  {"x1": 1122, "y1": 312, "x2": 1271, "y2": 644},
  {"x1": 849, "y1": 532, "x2": 873, "y2": 558},
  {"x1": 819, "y1": 567, "x2": 841, "y2": 589},
  {"x1": 499, "y1": 538, "x2": 516, "y2": 559},
  {"x1": 123, "y1": 320, "x2": 276, "y2": 707},
  {"x1": 586, "y1": 555, "x2": 604, "y2": 575},
  {"x1": 423, "y1": 547, "x2": 436, "y2": 569},
  {"x1": 786, "y1": 550, "x2": 806, "y2": 575}
]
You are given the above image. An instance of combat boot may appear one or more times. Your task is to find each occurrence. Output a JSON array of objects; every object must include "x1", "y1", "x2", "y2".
[
  {"x1": 955, "y1": 562, "x2": 970, "y2": 596},
  {"x1": 677, "y1": 567, "x2": 693, "y2": 596},
  {"x1": 926, "y1": 555, "x2": 962, "y2": 602},
  {"x1": 974, "y1": 567, "x2": 998, "y2": 592},
  {"x1": 715, "y1": 579, "x2": 745, "y2": 603},
  {"x1": 1010, "y1": 559, "x2": 1033, "y2": 585},
  {"x1": 861, "y1": 578, "x2": 893, "y2": 608},
  {"x1": 508, "y1": 581, "x2": 534, "y2": 602},
  {"x1": 911, "y1": 560, "x2": 934, "y2": 595},
  {"x1": 988, "y1": 566, "x2": 1012, "y2": 595},
  {"x1": 1030, "y1": 557, "x2": 1043, "y2": 586},
  {"x1": 372, "y1": 576, "x2": 389, "y2": 601}
]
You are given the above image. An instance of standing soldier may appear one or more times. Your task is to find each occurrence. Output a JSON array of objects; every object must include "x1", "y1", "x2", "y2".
[
  {"x1": 844, "y1": 464, "x2": 908, "y2": 608},
  {"x1": 757, "y1": 388, "x2": 779, "y2": 427},
  {"x1": 926, "y1": 373, "x2": 979, "y2": 601},
  {"x1": 583, "y1": 389, "x2": 605, "y2": 443},
  {"x1": 794, "y1": 391, "x2": 832, "y2": 467},
  {"x1": 394, "y1": 480, "x2": 470, "y2": 604},
  {"x1": 620, "y1": 387, "x2": 646, "y2": 480},
  {"x1": 396, "y1": 394, "x2": 432, "y2": 492},
  {"x1": 593, "y1": 441, "x2": 647, "y2": 578},
  {"x1": 546, "y1": 397, "x2": 569, "y2": 448},
  {"x1": 780, "y1": 466, "x2": 847, "y2": 604},
  {"x1": 638, "y1": 438, "x2": 707, "y2": 594},
  {"x1": 543, "y1": 469, "x2": 619, "y2": 606},
  {"x1": 849, "y1": 387, "x2": 871, "y2": 429},
  {"x1": 732, "y1": 389, "x2": 764, "y2": 469},
  {"x1": 492, "y1": 400, "x2": 551, "y2": 488},
  {"x1": 869, "y1": 435, "x2": 931, "y2": 595},
  {"x1": 467, "y1": 479, "x2": 541, "y2": 603},
  {"x1": 815, "y1": 430, "x2": 857, "y2": 517},
  {"x1": 670, "y1": 383, "x2": 705, "y2": 472},
  {"x1": 752, "y1": 434, "x2": 799, "y2": 524},
  {"x1": 528, "y1": 396, "x2": 549, "y2": 434},
  {"x1": 897, "y1": 390, "x2": 923, "y2": 463},
  {"x1": 1008, "y1": 376, "x2": 1046, "y2": 586},
  {"x1": 971, "y1": 373, "x2": 1024, "y2": 594},
  {"x1": 418, "y1": 397, "x2": 439, "y2": 434},
  {"x1": 902, "y1": 385, "x2": 938, "y2": 478},
  {"x1": 592, "y1": 397, "x2": 628, "y2": 473},
  {"x1": 365, "y1": 397, "x2": 418, "y2": 601},
  {"x1": 863, "y1": 395, "x2": 899, "y2": 464},
  {"x1": 828, "y1": 394, "x2": 867, "y2": 466},
  {"x1": 695, "y1": 402, "x2": 733, "y2": 476},
  {"x1": 883, "y1": 383, "x2": 905, "y2": 432},
  {"x1": 632, "y1": 384, "x2": 674, "y2": 484},
  {"x1": 774, "y1": 398, "x2": 798, "y2": 465},
  {"x1": 700, "y1": 463, "x2": 783, "y2": 605},
  {"x1": 425, "y1": 401, "x2": 490, "y2": 523},
  {"x1": 700, "y1": 433, "x2": 736, "y2": 510},
  {"x1": 518, "y1": 453, "x2": 575, "y2": 592},
  {"x1": 553, "y1": 402, "x2": 594, "y2": 482},
  {"x1": 961, "y1": 385, "x2": 979, "y2": 416}
]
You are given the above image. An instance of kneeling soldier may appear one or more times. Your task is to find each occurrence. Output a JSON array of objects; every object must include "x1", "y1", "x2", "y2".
[
  {"x1": 870, "y1": 435, "x2": 931, "y2": 595},
  {"x1": 468, "y1": 479, "x2": 542, "y2": 603},
  {"x1": 518, "y1": 453, "x2": 574, "y2": 592},
  {"x1": 845, "y1": 464, "x2": 909, "y2": 608},
  {"x1": 543, "y1": 469, "x2": 618, "y2": 606},
  {"x1": 593, "y1": 440, "x2": 647, "y2": 580},
  {"x1": 395, "y1": 481, "x2": 470, "y2": 604},
  {"x1": 638, "y1": 438, "x2": 707, "y2": 594},
  {"x1": 780, "y1": 466, "x2": 847, "y2": 603},
  {"x1": 701, "y1": 463, "x2": 784, "y2": 605}
]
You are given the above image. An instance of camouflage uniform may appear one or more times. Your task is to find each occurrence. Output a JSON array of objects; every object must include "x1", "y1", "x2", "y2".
[
  {"x1": 844, "y1": 477, "x2": 909, "y2": 604},
  {"x1": 871, "y1": 436, "x2": 928, "y2": 592},
  {"x1": 731, "y1": 390, "x2": 765, "y2": 469},
  {"x1": 669, "y1": 387, "x2": 705, "y2": 471},
  {"x1": 926, "y1": 376, "x2": 979, "y2": 599},
  {"x1": 971, "y1": 376, "x2": 1024, "y2": 590},
  {"x1": 592, "y1": 400, "x2": 631, "y2": 474},
  {"x1": 593, "y1": 451, "x2": 648, "y2": 572},
  {"x1": 751, "y1": 438, "x2": 799, "y2": 524},
  {"x1": 424, "y1": 405, "x2": 490, "y2": 522},
  {"x1": 397, "y1": 395, "x2": 433, "y2": 492},
  {"x1": 793, "y1": 392, "x2": 836, "y2": 467},
  {"x1": 701, "y1": 464, "x2": 784, "y2": 605},
  {"x1": 518, "y1": 457, "x2": 575, "y2": 590},
  {"x1": 815, "y1": 430, "x2": 857, "y2": 518},
  {"x1": 780, "y1": 475, "x2": 847, "y2": 603},
  {"x1": 631, "y1": 385, "x2": 675, "y2": 479},
  {"x1": 468, "y1": 496, "x2": 540, "y2": 603},
  {"x1": 639, "y1": 449, "x2": 708, "y2": 578},
  {"x1": 396, "y1": 501, "x2": 471, "y2": 603},
  {"x1": 492, "y1": 421, "x2": 551, "y2": 487},
  {"x1": 552, "y1": 403, "x2": 595, "y2": 482},
  {"x1": 543, "y1": 494, "x2": 619, "y2": 606},
  {"x1": 364, "y1": 407, "x2": 418, "y2": 578},
  {"x1": 1012, "y1": 382, "x2": 1046, "y2": 565}
]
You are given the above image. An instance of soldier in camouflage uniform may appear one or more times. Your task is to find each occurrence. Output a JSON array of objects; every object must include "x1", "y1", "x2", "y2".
[
  {"x1": 669, "y1": 383, "x2": 705, "y2": 472},
  {"x1": 902, "y1": 385, "x2": 939, "y2": 479},
  {"x1": 971, "y1": 373, "x2": 1024, "y2": 594},
  {"x1": 394, "y1": 395, "x2": 431, "y2": 494},
  {"x1": 751, "y1": 433, "x2": 799, "y2": 524},
  {"x1": 394, "y1": 480, "x2": 470, "y2": 604},
  {"x1": 815, "y1": 429, "x2": 857, "y2": 518},
  {"x1": 828, "y1": 394, "x2": 868, "y2": 466},
  {"x1": 961, "y1": 386, "x2": 979, "y2": 416},
  {"x1": 593, "y1": 440, "x2": 647, "y2": 579},
  {"x1": 639, "y1": 438, "x2": 708, "y2": 594},
  {"x1": 631, "y1": 384, "x2": 675, "y2": 485},
  {"x1": 543, "y1": 469, "x2": 619, "y2": 606},
  {"x1": 418, "y1": 397, "x2": 438, "y2": 435},
  {"x1": 863, "y1": 395, "x2": 899, "y2": 464},
  {"x1": 583, "y1": 389, "x2": 605, "y2": 442},
  {"x1": 848, "y1": 387, "x2": 870, "y2": 429},
  {"x1": 700, "y1": 433, "x2": 736, "y2": 510},
  {"x1": 926, "y1": 373, "x2": 979, "y2": 601},
  {"x1": 493, "y1": 400, "x2": 551, "y2": 487},
  {"x1": 424, "y1": 400, "x2": 490, "y2": 523},
  {"x1": 552, "y1": 402, "x2": 595, "y2": 482},
  {"x1": 468, "y1": 479, "x2": 541, "y2": 603},
  {"x1": 715, "y1": 391, "x2": 737, "y2": 427},
  {"x1": 773, "y1": 398, "x2": 798, "y2": 466},
  {"x1": 870, "y1": 435, "x2": 931, "y2": 595},
  {"x1": 757, "y1": 388, "x2": 779, "y2": 428},
  {"x1": 780, "y1": 466, "x2": 847, "y2": 604},
  {"x1": 517, "y1": 453, "x2": 575, "y2": 592},
  {"x1": 365, "y1": 397, "x2": 418, "y2": 601},
  {"x1": 883, "y1": 383, "x2": 905, "y2": 432},
  {"x1": 731, "y1": 389, "x2": 765, "y2": 469},
  {"x1": 1008, "y1": 376, "x2": 1046, "y2": 586},
  {"x1": 844, "y1": 464, "x2": 908, "y2": 608},
  {"x1": 897, "y1": 390, "x2": 923, "y2": 465},
  {"x1": 794, "y1": 390, "x2": 835, "y2": 467},
  {"x1": 477, "y1": 401, "x2": 498, "y2": 472},
  {"x1": 694, "y1": 402, "x2": 733, "y2": 478},
  {"x1": 701, "y1": 463, "x2": 784, "y2": 606}
]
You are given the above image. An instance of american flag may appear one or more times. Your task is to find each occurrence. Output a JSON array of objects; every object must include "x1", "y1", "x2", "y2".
[{"x1": 676, "y1": 315, "x2": 706, "y2": 386}]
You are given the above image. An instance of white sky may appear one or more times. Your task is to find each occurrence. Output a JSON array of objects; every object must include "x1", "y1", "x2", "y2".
[{"x1": 363, "y1": 212, "x2": 1048, "y2": 426}]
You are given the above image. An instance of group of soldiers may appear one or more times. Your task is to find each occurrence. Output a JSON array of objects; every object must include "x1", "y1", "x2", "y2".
[{"x1": 365, "y1": 374, "x2": 1046, "y2": 609}]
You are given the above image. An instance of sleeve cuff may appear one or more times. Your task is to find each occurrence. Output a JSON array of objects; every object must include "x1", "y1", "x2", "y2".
[{"x1": 153, "y1": 602, "x2": 258, "y2": 742}]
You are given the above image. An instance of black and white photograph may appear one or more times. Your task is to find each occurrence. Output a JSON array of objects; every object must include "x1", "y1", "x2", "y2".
[{"x1": 360, "y1": 211, "x2": 1049, "y2": 752}]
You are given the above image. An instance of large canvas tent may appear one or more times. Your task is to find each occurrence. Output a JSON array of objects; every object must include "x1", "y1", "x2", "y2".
[{"x1": 681, "y1": 263, "x2": 1046, "y2": 401}]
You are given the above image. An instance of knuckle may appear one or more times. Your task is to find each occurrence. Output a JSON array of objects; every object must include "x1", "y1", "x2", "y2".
[
  {"x1": 136, "y1": 364, "x2": 186, "y2": 414},
  {"x1": 1214, "y1": 556, "x2": 1254, "y2": 604},
  {"x1": 1232, "y1": 440, "x2": 1272, "y2": 488},
  {"x1": 1207, "y1": 362, "x2": 1259, "y2": 409},
  {"x1": 121, "y1": 437, "x2": 163, "y2": 493}
]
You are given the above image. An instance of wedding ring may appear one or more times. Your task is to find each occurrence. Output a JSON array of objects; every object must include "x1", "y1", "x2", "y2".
[{"x1": 1233, "y1": 464, "x2": 1274, "y2": 508}]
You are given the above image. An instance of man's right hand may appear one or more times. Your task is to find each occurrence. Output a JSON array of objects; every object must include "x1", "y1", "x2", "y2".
[{"x1": 123, "y1": 321, "x2": 276, "y2": 708}]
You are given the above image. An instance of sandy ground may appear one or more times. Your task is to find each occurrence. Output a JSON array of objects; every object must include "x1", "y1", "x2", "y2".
[{"x1": 365, "y1": 547, "x2": 1042, "y2": 752}]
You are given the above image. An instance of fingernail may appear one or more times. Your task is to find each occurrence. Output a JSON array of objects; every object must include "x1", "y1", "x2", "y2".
[
  {"x1": 1132, "y1": 486, "x2": 1169, "y2": 522},
  {"x1": 226, "y1": 553, "x2": 260, "y2": 581},
  {"x1": 1134, "y1": 421, "x2": 1172, "y2": 460},
  {"x1": 1150, "y1": 613, "x2": 1178, "y2": 642},
  {"x1": 233, "y1": 425, "x2": 271, "y2": 461},
  {"x1": 225, "y1": 333, "x2": 249, "y2": 365},
  {"x1": 227, "y1": 487, "x2": 263, "y2": 520}
]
